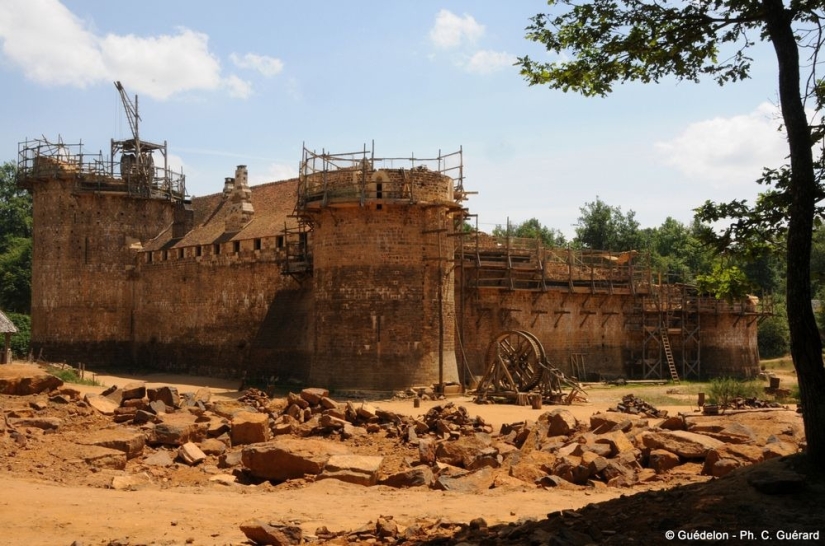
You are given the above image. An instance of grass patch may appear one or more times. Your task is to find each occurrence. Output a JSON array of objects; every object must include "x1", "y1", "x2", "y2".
[
  {"x1": 46, "y1": 365, "x2": 101, "y2": 386},
  {"x1": 760, "y1": 357, "x2": 795, "y2": 372},
  {"x1": 707, "y1": 377, "x2": 762, "y2": 406}
]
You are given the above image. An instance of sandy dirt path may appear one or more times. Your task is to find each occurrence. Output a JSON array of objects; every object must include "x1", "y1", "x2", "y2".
[
  {"x1": 0, "y1": 367, "x2": 720, "y2": 545},
  {"x1": 0, "y1": 473, "x2": 623, "y2": 545}
]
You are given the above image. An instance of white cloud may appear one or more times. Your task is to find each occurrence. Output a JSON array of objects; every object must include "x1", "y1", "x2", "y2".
[
  {"x1": 465, "y1": 50, "x2": 516, "y2": 74},
  {"x1": 429, "y1": 9, "x2": 484, "y2": 49},
  {"x1": 0, "y1": 0, "x2": 248, "y2": 100},
  {"x1": 0, "y1": 0, "x2": 106, "y2": 87},
  {"x1": 223, "y1": 74, "x2": 253, "y2": 99},
  {"x1": 101, "y1": 29, "x2": 222, "y2": 100},
  {"x1": 230, "y1": 52, "x2": 284, "y2": 77},
  {"x1": 654, "y1": 102, "x2": 788, "y2": 188}
]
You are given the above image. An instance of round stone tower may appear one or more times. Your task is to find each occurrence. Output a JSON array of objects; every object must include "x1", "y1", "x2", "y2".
[
  {"x1": 17, "y1": 138, "x2": 183, "y2": 366},
  {"x1": 300, "y1": 147, "x2": 464, "y2": 391}
]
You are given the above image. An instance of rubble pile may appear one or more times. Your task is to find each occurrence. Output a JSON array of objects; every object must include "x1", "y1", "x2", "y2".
[
  {"x1": 724, "y1": 397, "x2": 784, "y2": 410},
  {"x1": 0, "y1": 365, "x2": 810, "y2": 545},
  {"x1": 610, "y1": 394, "x2": 668, "y2": 418}
]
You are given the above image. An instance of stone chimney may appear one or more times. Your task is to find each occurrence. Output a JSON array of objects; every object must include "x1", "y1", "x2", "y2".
[
  {"x1": 225, "y1": 165, "x2": 254, "y2": 232},
  {"x1": 223, "y1": 177, "x2": 234, "y2": 196},
  {"x1": 172, "y1": 200, "x2": 194, "y2": 239}
]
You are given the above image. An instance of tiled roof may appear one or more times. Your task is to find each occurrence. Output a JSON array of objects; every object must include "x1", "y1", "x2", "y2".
[
  {"x1": 143, "y1": 178, "x2": 300, "y2": 250},
  {"x1": 0, "y1": 310, "x2": 18, "y2": 334}
]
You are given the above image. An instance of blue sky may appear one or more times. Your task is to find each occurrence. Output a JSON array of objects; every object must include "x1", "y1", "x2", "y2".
[{"x1": 0, "y1": 0, "x2": 792, "y2": 239}]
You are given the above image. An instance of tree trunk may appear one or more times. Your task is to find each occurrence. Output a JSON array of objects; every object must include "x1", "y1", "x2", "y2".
[{"x1": 764, "y1": 0, "x2": 825, "y2": 466}]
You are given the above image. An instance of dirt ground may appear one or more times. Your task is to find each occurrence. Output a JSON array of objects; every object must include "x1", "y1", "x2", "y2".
[{"x1": 1, "y1": 362, "x2": 822, "y2": 546}]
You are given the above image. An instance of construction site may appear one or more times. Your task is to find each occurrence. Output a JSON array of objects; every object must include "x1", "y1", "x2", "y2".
[{"x1": 15, "y1": 84, "x2": 770, "y2": 394}]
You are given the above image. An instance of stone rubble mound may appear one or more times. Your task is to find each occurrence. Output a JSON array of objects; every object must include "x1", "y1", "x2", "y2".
[
  {"x1": 610, "y1": 394, "x2": 667, "y2": 418},
  {"x1": 1, "y1": 369, "x2": 808, "y2": 543}
]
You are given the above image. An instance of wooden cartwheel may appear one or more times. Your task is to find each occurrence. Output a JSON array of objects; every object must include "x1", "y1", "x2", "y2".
[{"x1": 474, "y1": 329, "x2": 587, "y2": 405}]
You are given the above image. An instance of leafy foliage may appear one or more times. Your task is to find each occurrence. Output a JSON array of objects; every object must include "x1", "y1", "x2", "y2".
[
  {"x1": 573, "y1": 196, "x2": 641, "y2": 250},
  {"x1": 0, "y1": 162, "x2": 31, "y2": 313},
  {"x1": 642, "y1": 217, "x2": 715, "y2": 283},
  {"x1": 695, "y1": 262, "x2": 752, "y2": 301},
  {"x1": 759, "y1": 313, "x2": 791, "y2": 359},
  {"x1": 5, "y1": 312, "x2": 30, "y2": 359},
  {"x1": 708, "y1": 377, "x2": 763, "y2": 407},
  {"x1": 492, "y1": 217, "x2": 567, "y2": 246},
  {"x1": 518, "y1": 0, "x2": 761, "y2": 97},
  {"x1": 0, "y1": 161, "x2": 31, "y2": 242}
]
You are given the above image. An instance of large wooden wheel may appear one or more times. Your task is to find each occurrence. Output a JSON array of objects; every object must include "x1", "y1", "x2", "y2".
[{"x1": 483, "y1": 330, "x2": 545, "y2": 392}]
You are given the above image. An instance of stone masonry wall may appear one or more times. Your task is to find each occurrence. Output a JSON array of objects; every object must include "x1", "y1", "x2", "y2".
[
  {"x1": 697, "y1": 313, "x2": 760, "y2": 378},
  {"x1": 459, "y1": 289, "x2": 630, "y2": 382},
  {"x1": 133, "y1": 239, "x2": 312, "y2": 380},
  {"x1": 458, "y1": 285, "x2": 761, "y2": 382},
  {"x1": 308, "y1": 203, "x2": 459, "y2": 390},
  {"x1": 29, "y1": 177, "x2": 175, "y2": 366}
]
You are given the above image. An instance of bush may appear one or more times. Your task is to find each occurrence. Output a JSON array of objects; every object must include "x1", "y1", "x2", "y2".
[
  {"x1": 707, "y1": 377, "x2": 762, "y2": 407},
  {"x1": 758, "y1": 316, "x2": 790, "y2": 359},
  {"x1": 5, "y1": 312, "x2": 30, "y2": 359}
]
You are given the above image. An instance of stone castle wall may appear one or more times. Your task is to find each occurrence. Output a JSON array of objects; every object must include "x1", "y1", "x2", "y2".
[
  {"x1": 29, "y1": 177, "x2": 175, "y2": 365},
  {"x1": 458, "y1": 287, "x2": 760, "y2": 382},
  {"x1": 23, "y1": 159, "x2": 760, "y2": 388},
  {"x1": 304, "y1": 167, "x2": 460, "y2": 390}
]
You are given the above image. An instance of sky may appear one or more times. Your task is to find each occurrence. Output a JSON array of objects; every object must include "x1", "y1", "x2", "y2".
[{"x1": 0, "y1": 0, "x2": 796, "y2": 239}]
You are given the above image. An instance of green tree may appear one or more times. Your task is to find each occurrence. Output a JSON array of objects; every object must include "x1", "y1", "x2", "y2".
[
  {"x1": 645, "y1": 217, "x2": 714, "y2": 283},
  {"x1": 518, "y1": 1, "x2": 825, "y2": 465},
  {"x1": 573, "y1": 197, "x2": 640, "y2": 250},
  {"x1": 492, "y1": 217, "x2": 567, "y2": 246},
  {"x1": 0, "y1": 162, "x2": 32, "y2": 313},
  {"x1": 759, "y1": 312, "x2": 791, "y2": 359},
  {"x1": 5, "y1": 312, "x2": 30, "y2": 359},
  {"x1": 0, "y1": 162, "x2": 31, "y2": 243},
  {"x1": 696, "y1": 262, "x2": 752, "y2": 301}
]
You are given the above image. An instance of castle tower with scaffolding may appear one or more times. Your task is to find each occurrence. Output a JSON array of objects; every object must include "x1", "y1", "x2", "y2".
[
  {"x1": 17, "y1": 137, "x2": 188, "y2": 364},
  {"x1": 296, "y1": 145, "x2": 466, "y2": 390}
]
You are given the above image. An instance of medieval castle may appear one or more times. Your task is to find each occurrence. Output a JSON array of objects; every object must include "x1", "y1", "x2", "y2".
[{"x1": 16, "y1": 132, "x2": 766, "y2": 391}]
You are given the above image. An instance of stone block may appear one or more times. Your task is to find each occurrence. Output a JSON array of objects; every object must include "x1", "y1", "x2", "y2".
[
  {"x1": 147, "y1": 386, "x2": 179, "y2": 408},
  {"x1": 300, "y1": 387, "x2": 329, "y2": 405},
  {"x1": 435, "y1": 435, "x2": 493, "y2": 469},
  {"x1": 152, "y1": 413, "x2": 201, "y2": 446},
  {"x1": 379, "y1": 466, "x2": 434, "y2": 488},
  {"x1": 84, "y1": 393, "x2": 119, "y2": 416},
  {"x1": 639, "y1": 430, "x2": 725, "y2": 459},
  {"x1": 77, "y1": 445, "x2": 127, "y2": 470},
  {"x1": 544, "y1": 409, "x2": 578, "y2": 437},
  {"x1": 317, "y1": 454, "x2": 384, "y2": 486},
  {"x1": 121, "y1": 382, "x2": 146, "y2": 401},
  {"x1": 78, "y1": 428, "x2": 145, "y2": 459},
  {"x1": 589, "y1": 412, "x2": 637, "y2": 434},
  {"x1": 200, "y1": 438, "x2": 228, "y2": 456},
  {"x1": 231, "y1": 411, "x2": 270, "y2": 445},
  {"x1": 595, "y1": 431, "x2": 636, "y2": 457},
  {"x1": 239, "y1": 520, "x2": 302, "y2": 546},
  {"x1": 178, "y1": 442, "x2": 207, "y2": 465},
  {"x1": 434, "y1": 467, "x2": 495, "y2": 492},
  {"x1": 242, "y1": 437, "x2": 350, "y2": 481},
  {"x1": 648, "y1": 448, "x2": 681, "y2": 473}
]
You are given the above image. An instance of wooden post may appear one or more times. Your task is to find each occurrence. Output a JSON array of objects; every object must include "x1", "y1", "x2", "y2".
[{"x1": 697, "y1": 392, "x2": 705, "y2": 407}]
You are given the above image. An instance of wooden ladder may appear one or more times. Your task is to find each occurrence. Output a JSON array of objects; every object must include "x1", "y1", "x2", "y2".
[{"x1": 661, "y1": 332, "x2": 680, "y2": 382}]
